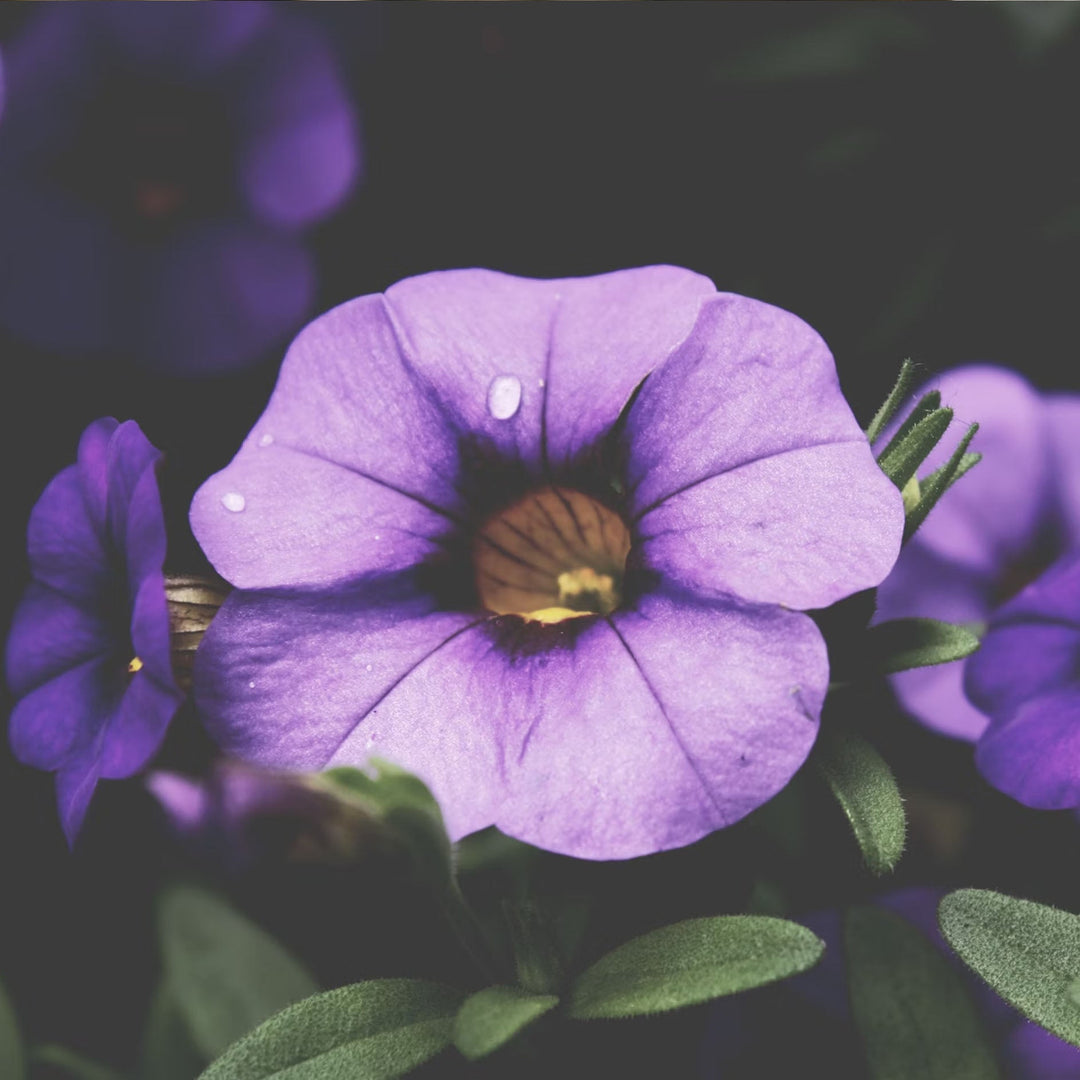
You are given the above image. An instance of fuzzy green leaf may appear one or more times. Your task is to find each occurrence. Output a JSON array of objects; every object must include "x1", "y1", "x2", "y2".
[
  {"x1": 0, "y1": 976, "x2": 25, "y2": 1080},
  {"x1": 814, "y1": 727, "x2": 906, "y2": 876},
  {"x1": 198, "y1": 980, "x2": 464, "y2": 1080},
  {"x1": 160, "y1": 886, "x2": 319, "y2": 1060},
  {"x1": 846, "y1": 906, "x2": 1000, "y2": 1079},
  {"x1": 939, "y1": 890, "x2": 1080, "y2": 1048},
  {"x1": 903, "y1": 424, "x2": 980, "y2": 541},
  {"x1": 866, "y1": 359, "x2": 919, "y2": 445},
  {"x1": 867, "y1": 618, "x2": 980, "y2": 674},
  {"x1": 452, "y1": 987, "x2": 558, "y2": 1060},
  {"x1": 567, "y1": 916, "x2": 823, "y2": 1019},
  {"x1": 877, "y1": 405, "x2": 953, "y2": 489},
  {"x1": 140, "y1": 982, "x2": 207, "y2": 1080}
]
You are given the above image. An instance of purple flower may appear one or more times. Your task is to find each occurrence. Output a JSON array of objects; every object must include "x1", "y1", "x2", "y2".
[
  {"x1": 964, "y1": 552, "x2": 1080, "y2": 809},
  {"x1": 0, "y1": 2, "x2": 360, "y2": 375},
  {"x1": 5, "y1": 418, "x2": 184, "y2": 844},
  {"x1": 876, "y1": 366, "x2": 1080, "y2": 740},
  {"x1": 148, "y1": 761, "x2": 387, "y2": 870},
  {"x1": 189, "y1": 267, "x2": 903, "y2": 859}
]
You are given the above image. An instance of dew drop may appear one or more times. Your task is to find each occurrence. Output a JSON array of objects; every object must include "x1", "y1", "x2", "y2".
[
  {"x1": 365, "y1": 663, "x2": 373, "y2": 672},
  {"x1": 221, "y1": 492, "x2": 246, "y2": 513},
  {"x1": 248, "y1": 680, "x2": 256, "y2": 689},
  {"x1": 487, "y1": 374, "x2": 522, "y2": 420},
  {"x1": 258, "y1": 433, "x2": 274, "y2": 447}
]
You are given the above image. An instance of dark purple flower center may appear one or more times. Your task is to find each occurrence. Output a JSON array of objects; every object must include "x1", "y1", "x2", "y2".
[
  {"x1": 473, "y1": 486, "x2": 630, "y2": 623},
  {"x1": 53, "y1": 72, "x2": 234, "y2": 237}
]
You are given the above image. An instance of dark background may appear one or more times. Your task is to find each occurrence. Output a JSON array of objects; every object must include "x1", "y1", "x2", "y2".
[{"x1": 2, "y1": 4, "x2": 1080, "y2": 1076}]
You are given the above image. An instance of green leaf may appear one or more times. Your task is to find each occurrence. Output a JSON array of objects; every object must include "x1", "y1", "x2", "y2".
[
  {"x1": 0, "y1": 976, "x2": 25, "y2": 1080},
  {"x1": 322, "y1": 760, "x2": 452, "y2": 889},
  {"x1": 867, "y1": 618, "x2": 980, "y2": 674},
  {"x1": 140, "y1": 982, "x2": 207, "y2": 1080},
  {"x1": 865, "y1": 359, "x2": 918, "y2": 445},
  {"x1": 877, "y1": 406, "x2": 953, "y2": 489},
  {"x1": 198, "y1": 980, "x2": 464, "y2": 1080},
  {"x1": 160, "y1": 886, "x2": 319, "y2": 1060},
  {"x1": 903, "y1": 424, "x2": 980, "y2": 542},
  {"x1": 939, "y1": 889, "x2": 1080, "y2": 1048},
  {"x1": 567, "y1": 916, "x2": 823, "y2": 1019},
  {"x1": 846, "y1": 907, "x2": 1001, "y2": 1080},
  {"x1": 452, "y1": 987, "x2": 558, "y2": 1060},
  {"x1": 814, "y1": 727, "x2": 906, "y2": 876},
  {"x1": 30, "y1": 1046, "x2": 124, "y2": 1080}
]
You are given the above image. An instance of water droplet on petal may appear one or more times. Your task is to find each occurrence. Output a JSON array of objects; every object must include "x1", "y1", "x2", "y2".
[
  {"x1": 365, "y1": 663, "x2": 373, "y2": 672},
  {"x1": 537, "y1": 377, "x2": 546, "y2": 388},
  {"x1": 221, "y1": 492, "x2": 246, "y2": 513},
  {"x1": 248, "y1": 680, "x2": 256, "y2": 689},
  {"x1": 487, "y1": 374, "x2": 522, "y2": 420},
  {"x1": 258, "y1": 433, "x2": 274, "y2": 447}
]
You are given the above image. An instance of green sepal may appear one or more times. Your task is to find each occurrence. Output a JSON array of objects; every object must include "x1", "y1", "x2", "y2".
[
  {"x1": 0, "y1": 975, "x2": 25, "y2": 1080},
  {"x1": 866, "y1": 617, "x2": 980, "y2": 674},
  {"x1": 159, "y1": 885, "x2": 319, "y2": 1060},
  {"x1": 845, "y1": 906, "x2": 1001, "y2": 1079},
  {"x1": 865, "y1": 359, "x2": 919, "y2": 445},
  {"x1": 197, "y1": 980, "x2": 464, "y2": 1080},
  {"x1": 877, "y1": 404, "x2": 953, "y2": 490},
  {"x1": 140, "y1": 981, "x2": 207, "y2": 1080},
  {"x1": 567, "y1": 916, "x2": 823, "y2": 1020},
  {"x1": 939, "y1": 889, "x2": 1080, "y2": 1049},
  {"x1": 813, "y1": 726, "x2": 906, "y2": 876},
  {"x1": 322, "y1": 760, "x2": 452, "y2": 890},
  {"x1": 504, "y1": 899, "x2": 564, "y2": 996},
  {"x1": 28, "y1": 1046, "x2": 124, "y2": 1080},
  {"x1": 903, "y1": 423, "x2": 980, "y2": 541},
  {"x1": 452, "y1": 986, "x2": 558, "y2": 1060}
]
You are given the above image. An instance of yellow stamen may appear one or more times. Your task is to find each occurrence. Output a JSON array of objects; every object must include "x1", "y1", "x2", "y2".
[{"x1": 128, "y1": 656, "x2": 144, "y2": 674}]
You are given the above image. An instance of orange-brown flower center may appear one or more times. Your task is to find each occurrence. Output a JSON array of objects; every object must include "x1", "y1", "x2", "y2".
[{"x1": 473, "y1": 486, "x2": 631, "y2": 624}]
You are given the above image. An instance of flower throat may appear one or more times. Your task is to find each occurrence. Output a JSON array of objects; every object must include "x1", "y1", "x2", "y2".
[{"x1": 473, "y1": 486, "x2": 631, "y2": 624}]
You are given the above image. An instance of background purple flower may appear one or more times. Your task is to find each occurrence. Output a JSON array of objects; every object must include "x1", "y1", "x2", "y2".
[
  {"x1": 965, "y1": 552, "x2": 1080, "y2": 809},
  {"x1": 0, "y1": 1, "x2": 360, "y2": 375},
  {"x1": 188, "y1": 266, "x2": 902, "y2": 859},
  {"x1": 876, "y1": 366, "x2": 1080, "y2": 740},
  {"x1": 5, "y1": 418, "x2": 184, "y2": 844}
]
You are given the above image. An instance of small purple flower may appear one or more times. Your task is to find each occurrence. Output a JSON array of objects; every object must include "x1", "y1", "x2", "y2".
[
  {"x1": 0, "y1": 2, "x2": 360, "y2": 375},
  {"x1": 6, "y1": 418, "x2": 184, "y2": 844},
  {"x1": 964, "y1": 552, "x2": 1080, "y2": 809},
  {"x1": 189, "y1": 266, "x2": 902, "y2": 859},
  {"x1": 876, "y1": 366, "x2": 1080, "y2": 740}
]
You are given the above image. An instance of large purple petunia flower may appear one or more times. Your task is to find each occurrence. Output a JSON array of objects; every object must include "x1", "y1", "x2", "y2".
[
  {"x1": 964, "y1": 553, "x2": 1080, "y2": 809},
  {"x1": 6, "y1": 419, "x2": 184, "y2": 844},
  {"x1": 0, "y1": 2, "x2": 360, "y2": 375},
  {"x1": 876, "y1": 366, "x2": 1080, "y2": 741},
  {"x1": 189, "y1": 266, "x2": 903, "y2": 859}
]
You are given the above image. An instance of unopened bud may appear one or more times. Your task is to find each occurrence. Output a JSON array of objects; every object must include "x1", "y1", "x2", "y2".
[{"x1": 165, "y1": 574, "x2": 229, "y2": 692}]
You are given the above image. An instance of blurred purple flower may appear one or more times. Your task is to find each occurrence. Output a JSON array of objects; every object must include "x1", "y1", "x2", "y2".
[
  {"x1": 5, "y1": 419, "x2": 184, "y2": 844},
  {"x1": 148, "y1": 760, "x2": 386, "y2": 870},
  {"x1": 0, "y1": 2, "x2": 360, "y2": 375},
  {"x1": 188, "y1": 266, "x2": 902, "y2": 859},
  {"x1": 965, "y1": 552, "x2": 1080, "y2": 809},
  {"x1": 876, "y1": 366, "x2": 1080, "y2": 740}
]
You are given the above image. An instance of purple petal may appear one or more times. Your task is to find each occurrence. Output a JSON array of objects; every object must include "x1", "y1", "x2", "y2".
[
  {"x1": 98, "y1": 668, "x2": 182, "y2": 780},
  {"x1": 990, "y1": 551, "x2": 1080, "y2": 629},
  {"x1": 25, "y1": 465, "x2": 109, "y2": 606},
  {"x1": 901, "y1": 366, "x2": 1055, "y2": 576},
  {"x1": 875, "y1": 541, "x2": 993, "y2": 739},
  {"x1": 147, "y1": 772, "x2": 209, "y2": 836},
  {"x1": 975, "y1": 689, "x2": 1080, "y2": 809},
  {"x1": 5, "y1": 585, "x2": 112, "y2": 699},
  {"x1": 129, "y1": 575, "x2": 177, "y2": 691},
  {"x1": 97, "y1": 1, "x2": 271, "y2": 79},
  {"x1": 234, "y1": 14, "x2": 361, "y2": 228},
  {"x1": 9, "y1": 656, "x2": 119, "y2": 772},
  {"x1": 75, "y1": 417, "x2": 121, "y2": 536},
  {"x1": 383, "y1": 266, "x2": 715, "y2": 468},
  {"x1": 121, "y1": 460, "x2": 168, "y2": 601},
  {"x1": 1047, "y1": 395, "x2": 1080, "y2": 546},
  {"x1": 57, "y1": 754, "x2": 102, "y2": 848},
  {"x1": 1005, "y1": 1021, "x2": 1080, "y2": 1080},
  {"x1": 626, "y1": 294, "x2": 902, "y2": 608},
  {"x1": 133, "y1": 220, "x2": 315, "y2": 376}
]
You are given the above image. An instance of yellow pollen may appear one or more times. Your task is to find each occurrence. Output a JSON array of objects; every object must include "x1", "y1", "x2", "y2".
[
  {"x1": 127, "y1": 656, "x2": 144, "y2": 675},
  {"x1": 474, "y1": 486, "x2": 630, "y2": 624}
]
